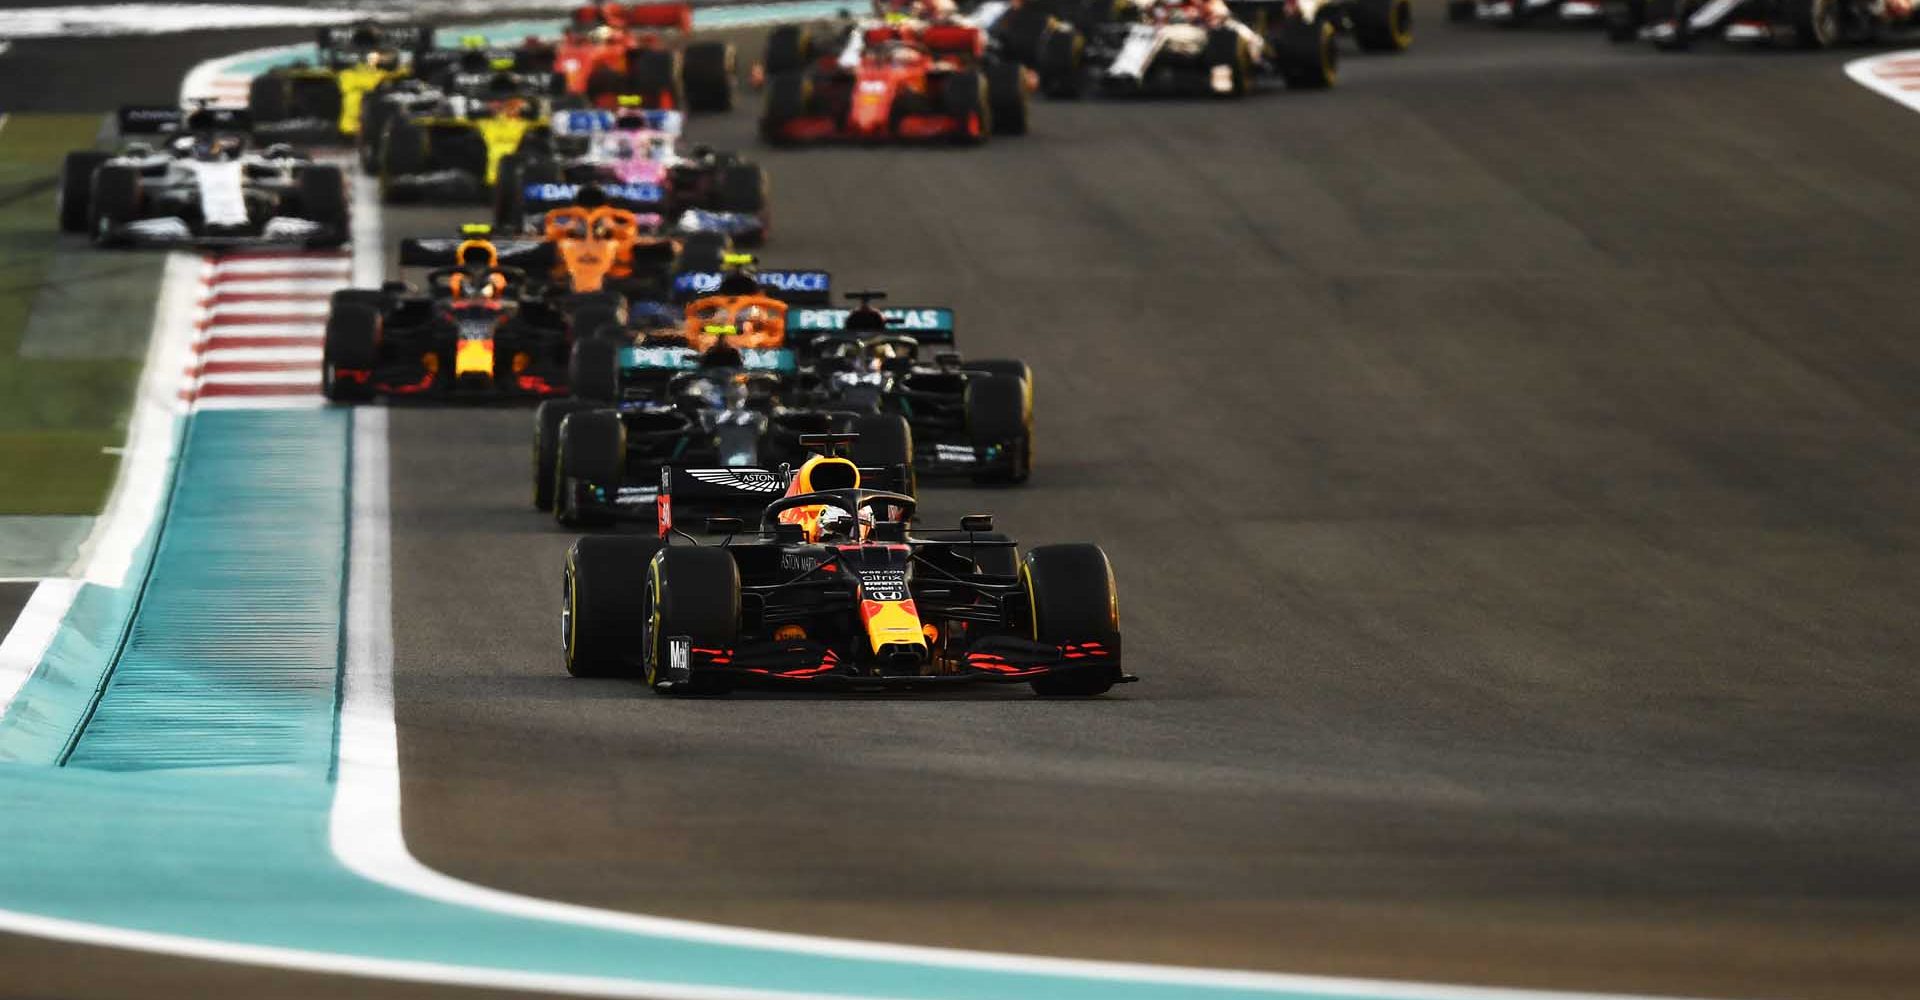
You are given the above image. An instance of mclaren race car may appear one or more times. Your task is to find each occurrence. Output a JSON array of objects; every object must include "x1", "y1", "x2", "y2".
[
  {"x1": 495, "y1": 105, "x2": 768, "y2": 243},
  {"x1": 794, "y1": 292, "x2": 1034, "y2": 484},
  {"x1": 248, "y1": 23, "x2": 435, "y2": 143},
  {"x1": 58, "y1": 106, "x2": 348, "y2": 248},
  {"x1": 521, "y1": 2, "x2": 737, "y2": 111},
  {"x1": 560, "y1": 443, "x2": 1129, "y2": 695},
  {"x1": 321, "y1": 229, "x2": 593, "y2": 402}
]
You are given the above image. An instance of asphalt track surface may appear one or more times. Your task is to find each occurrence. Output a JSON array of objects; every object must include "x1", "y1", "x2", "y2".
[{"x1": 6, "y1": 9, "x2": 1920, "y2": 1000}]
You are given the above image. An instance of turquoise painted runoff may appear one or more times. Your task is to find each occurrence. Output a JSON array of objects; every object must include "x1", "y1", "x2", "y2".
[
  {"x1": 223, "y1": 1, "x2": 855, "y2": 76},
  {"x1": 0, "y1": 408, "x2": 1457, "y2": 1000}
]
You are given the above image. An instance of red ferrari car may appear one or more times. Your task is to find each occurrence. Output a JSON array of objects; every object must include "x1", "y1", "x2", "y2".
[
  {"x1": 760, "y1": 20, "x2": 1028, "y2": 145},
  {"x1": 523, "y1": 3, "x2": 736, "y2": 111}
]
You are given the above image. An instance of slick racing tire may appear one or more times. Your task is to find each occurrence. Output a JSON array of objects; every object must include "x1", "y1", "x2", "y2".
[
  {"x1": 59, "y1": 151, "x2": 111, "y2": 233},
  {"x1": 555, "y1": 410, "x2": 626, "y2": 529},
  {"x1": 1785, "y1": 0, "x2": 1840, "y2": 47},
  {"x1": 358, "y1": 91, "x2": 402, "y2": 169},
  {"x1": 849, "y1": 414, "x2": 916, "y2": 498},
  {"x1": 1023, "y1": 544, "x2": 1122, "y2": 696},
  {"x1": 629, "y1": 49, "x2": 686, "y2": 111},
  {"x1": 570, "y1": 299, "x2": 627, "y2": 346},
  {"x1": 248, "y1": 72, "x2": 290, "y2": 122},
  {"x1": 644, "y1": 547, "x2": 741, "y2": 695},
  {"x1": 993, "y1": 3, "x2": 1055, "y2": 62},
  {"x1": 380, "y1": 120, "x2": 429, "y2": 202},
  {"x1": 1038, "y1": 28, "x2": 1086, "y2": 99},
  {"x1": 494, "y1": 153, "x2": 525, "y2": 230},
  {"x1": 760, "y1": 72, "x2": 810, "y2": 145},
  {"x1": 1277, "y1": 18, "x2": 1338, "y2": 90},
  {"x1": 678, "y1": 230, "x2": 731, "y2": 273},
  {"x1": 683, "y1": 41, "x2": 736, "y2": 112},
  {"x1": 288, "y1": 75, "x2": 344, "y2": 130},
  {"x1": 535, "y1": 399, "x2": 603, "y2": 511},
  {"x1": 941, "y1": 71, "x2": 992, "y2": 145},
  {"x1": 1202, "y1": 28, "x2": 1252, "y2": 98},
  {"x1": 965, "y1": 373, "x2": 1032, "y2": 485},
  {"x1": 322, "y1": 303, "x2": 381, "y2": 403},
  {"x1": 295, "y1": 165, "x2": 349, "y2": 248},
  {"x1": 87, "y1": 165, "x2": 142, "y2": 248},
  {"x1": 762, "y1": 25, "x2": 814, "y2": 76},
  {"x1": 1353, "y1": 0, "x2": 1415, "y2": 51},
  {"x1": 563, "y1": 535, "x2": 661, "y2": 678},
  {"x1": 985, "y1": 61, "x2": 1030, "y2": 135},
  {"x1": 1447, "y1": 0, "x2": 1476, "y2": 20},
  {"x1": 715, "y1": 164, "x2": 769, "y2": 239},
  {"x1": 569, "y1": 337, "x2": 623, "y2": 404},
  {"x1": 587, "y1": 66, "x2": 626, "y2": 102}
]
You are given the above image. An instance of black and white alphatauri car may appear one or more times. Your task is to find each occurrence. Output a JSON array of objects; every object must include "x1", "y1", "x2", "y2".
[
  {"x1": 58, "y1": 107, "x2": 349, "y2": 248},
  {"x1": 1072, "y1": 0, "x2": 1344, "y2": 96}
]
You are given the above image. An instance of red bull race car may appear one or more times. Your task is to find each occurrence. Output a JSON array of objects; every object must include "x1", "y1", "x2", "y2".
[{"x1": 560, "y1": 441, "x2": 1130, "y2": 695}]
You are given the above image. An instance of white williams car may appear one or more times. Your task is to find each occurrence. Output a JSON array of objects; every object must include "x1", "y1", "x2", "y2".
[{"x1": 58, "y1": 107, "x2": 349, "y2": 249}]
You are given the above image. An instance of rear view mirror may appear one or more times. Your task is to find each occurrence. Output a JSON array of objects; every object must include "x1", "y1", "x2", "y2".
[
  {"x1": 704, "y1": 517, "x2": 743, "y2": 534},
  {"x1": 960, "y1": 514, "x2": 993, "y2": 533},
  {"x1": 870, "y1": 520, "x2": 907, "y2": 542}
]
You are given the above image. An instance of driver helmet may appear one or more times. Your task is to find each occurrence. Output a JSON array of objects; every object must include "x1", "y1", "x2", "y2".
[
  {"x1": 589, "y1": 24, "x2": 619, "y2": 43},
  {"x1": 815, "y1": 505, "x2": 874, "y2": 543}
]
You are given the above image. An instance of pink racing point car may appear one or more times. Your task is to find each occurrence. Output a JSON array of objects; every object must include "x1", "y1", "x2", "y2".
[{"x1": 495, "y1": 105, "x2": 769, "y2": 245}]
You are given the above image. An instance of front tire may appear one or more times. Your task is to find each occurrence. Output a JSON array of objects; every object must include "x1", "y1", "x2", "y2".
[
  {"x1": 88, "y1": 165, "x2": 141, "y2": 247},
  {"x1": 555, "y1": 410, "x2": 626, "y2": 529},
  {"x1": 1353, "y1": 0, "x2": 1415, "y2": 51},
  {"x1": 322, "y1": 303, "x2": 381, "y2": 402},
  {"x1": 535, "y1": 399, "x2": 600, "y2": 511},
  {"x1": 569, "y1": 337, "x2": 622, "y2": 404},
  {"x1": 563, "y1": 535, "x2": 660, "y2": 678},
  {"x1": 644, "y1": 547, "x2": 740, "y2": 694},
  {"x1": 59, "y1": 151, "x2": 111, "y2": 233},
  {"x1": 966, "y1": 373, "x2": 1032, "y2": 485},
  {"x1": 1023, "y1": 544, "x2": 1122, "y2": 696}
]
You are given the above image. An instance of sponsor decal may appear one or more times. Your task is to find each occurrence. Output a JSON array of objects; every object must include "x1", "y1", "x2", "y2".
[
  {"x1": 676, "y1": 270, "x2": 830, "y2": 296},
  {"x1": 858, "y1": 567, "x2": 909, "y2": 602},
  {"x1": 688, "y1": 469, "x2": 784, "y2": 493},
  {"x1": 790, "y1": 307, "x2": 954, "y2": 332},
  {"x1": 524, "y1": 181, "x2": 663, "y2": 203},
  {"x1": 781, "y1": 552, "x2": 825, "y2": 571},
  {"x1": 932, "y1": 443, "x2": 978, "y2": 464}
]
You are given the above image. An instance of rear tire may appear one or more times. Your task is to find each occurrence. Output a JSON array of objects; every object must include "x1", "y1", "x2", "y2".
[
  {"x1": 555, "y1": 410, "x2": 626, "y2": 529},
  {"x1": 985, "y1": 61, "x2": 1029, "y2": 134},
  {"x1": 940, "y1": 71, "x2": 991, "y2": 145},
  {"x1": 295, "y1": 164, "x2": 348, "y2": 247},
  {"x1": 380, "y1": 119, "x2": 428, "y2": 202},
  {"x1": 1278, "y1": 19, "x2": 1338, "y2": 90},
  {"x1": 535, "y1": 399, "x2": 600, "y2": 511},
  {"x1": 569, "y1": 337, "x2": 623, "y2": 404},
  {"x1": 323, "y1": 303, "x2": 381, "y2": 403},
  {"x1": 628, "y1": 49, "x2": 685, "y2": 111},
  {"x1": 966, "y1": 373, "x2": 1032, "y2": 485},
  {"x1": 59, "y1": 151, "x2": 111, "y2": 233},
  {"x1": 1023, "y1": 544, "x2": 1122, "y2": 696},
  {"x1": 1786, "y1": 0, "x2": 1840, "y2": 47},
  {"x1": 849, "y1": 414, "x2": 915, "y2": 497},
  {"x1": 1353, "y1": 0, "x2": 1415, "y2": 51},
  {"x1": 644, "y1": 547, "x2": 741, "y2": 694},
  {"x1": 494, "y1": 153, "x2": 526, "y2": 230},
  {"x1": 563, "y1": 535, "x2": 660, "y2": 678},
  {"x1": 248, "y1": 72, "x2": 289, "y2": 122},
  {"x1": 1038, "y1": 28, "x2": 1085, "y2": 98},
  {"x1": 760, "y1": 72, "x2": 810, "y2": 145},
  {"x1": 763, "y1": 25, "x2": 812, "y2": 76},
  {"x1": 88, "y1": 165, "x2": 141, "y2": 247},
  {"x1": 288, "y1": 75, "x2": 343, "y2": 129},
  {"x1": 683, "y1": 41, "x2": 736, "y2": 112},
  {"x1": 678, "y1": 229, "x2": 731, "y2": 273}
]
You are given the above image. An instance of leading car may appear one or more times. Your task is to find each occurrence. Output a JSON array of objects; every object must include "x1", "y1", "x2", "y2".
[{"x1": 561, "y1": 441, "x2": 1129, "y2": 695}]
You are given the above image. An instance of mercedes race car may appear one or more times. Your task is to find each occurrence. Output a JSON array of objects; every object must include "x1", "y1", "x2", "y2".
[
  {"x1": 522, "y1": 2, "x2": 737, "y2": 111},
  {"x1": 248, "y1": 23, "x2": 436, "y2": 143},
  {"x1": 495, "y1": 105, "x2": 769, "y2": 244},
  {"x1": 793, "y1": 292, "x2": 1034, "y2": 484},
  {"x1": 560, "y1": 443, "x2": 1129, "y2": 695},
  {"x1": 58, "y1": 106, "x2": 348, "y2": 248},
  {"x1": 760, "y1": 18, "x2": 1030, "y2": 143},
  {"x1": 322, "y1": 230, "x2": 595, "y2": 402},
  {"x1": 1617, "y1": 0, "x2": 1914, "y2": 47}
]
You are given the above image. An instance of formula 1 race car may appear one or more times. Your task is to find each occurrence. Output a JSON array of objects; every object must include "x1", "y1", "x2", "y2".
[
  {"x1": 560, "y1": 443, "x2": 1129, "y2": 695},
  {"x1": 377, "y1": 73, "x2": 557, "y2": 203},
  {"x1": 1616, "y1": 0, "x2": 1914, "y2": 47},
  {"x1": 58, "y1": 106, "x2": 348, "y2": 248},
  {"x1": 1061, "y1": 0, "x2": 1346, "y2": 95},
  {"x1": 1448, "y1": 0, "x2": 1608, "y2": 27},
  {"x1": 248, "y1": 23, "x2": 436, "y2": 143},
  {"x1": 358, "y1": 54, "x2": 568, "y2": 172},
  {"x1": 495, "y1": 105, "x2": 769, "y2": 243},
  {"x1": 792, "y1": 293, "x2": 1035, "y2": 484},
  {"x1": 760, "y1": 18, "x2": 1029, "y2": 143},
  {"x1": 322, "y1": 230, "x2": 591, "y2": 402},
  {"x1": 522, "y1": 2, "x2": 737, "y2": 111}
]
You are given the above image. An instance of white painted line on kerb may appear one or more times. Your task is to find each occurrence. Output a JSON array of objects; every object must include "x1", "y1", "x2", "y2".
[
  {"x1": 0, "y1": 580, "x2": 85, "y2": 723},
  {"x1": 1846, "y1": 49, "x2": 1920, "y2": 114}
]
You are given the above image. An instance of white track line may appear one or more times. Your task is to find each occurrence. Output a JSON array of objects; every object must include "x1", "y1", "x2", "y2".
[
  {"x1": 1846, "y1": 49, "x2": 1920, "y2": 114},
  {"x1": 0, "y1": 580, "x2": 85, "y2": 724}
]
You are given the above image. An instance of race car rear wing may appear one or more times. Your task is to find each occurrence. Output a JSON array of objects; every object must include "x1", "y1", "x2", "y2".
[
  {"x1": 671, "y1": 269, "x2": 833, "y2": 306},
  {"x1": 786, "y1": 306, "x2": 957, "y2": 347},
  {"x1": 118, "y1": 105, "x2": 253, "y2": 137},
  {"x1": 397, "y1": 236, "x2": 556, "y2": 271},
  {"x1": 317, "y1": 23, "x2": 435, "y2": 58}
]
